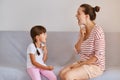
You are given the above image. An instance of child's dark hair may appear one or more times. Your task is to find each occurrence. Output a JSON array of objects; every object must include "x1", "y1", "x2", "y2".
[
  {"x1": 30, "y1": 25, "x2": 46, "y2": 55},
  {"x1": 80, "y1": 4, "x2": 100, "y2": 21}
]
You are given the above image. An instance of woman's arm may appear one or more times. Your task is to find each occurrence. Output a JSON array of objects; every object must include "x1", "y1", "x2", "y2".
[
  {"x1": 80, "y1": 55, "x2": 98, "y2": 65},
  {"x1": 75, "y1": 27, "x2": 86, "y2": 53},
  {"x1": 71, "y1": 55, "x2": 97, "y2": 69},
  {"x1": 75, "y1": 37, "x2": 84, "y2": 53},
  {"x1": 30, "y1": 54, "x2": 53, "y2": 70}
]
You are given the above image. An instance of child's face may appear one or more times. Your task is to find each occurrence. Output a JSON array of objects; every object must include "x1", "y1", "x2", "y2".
[{"x1": 37, "y1": 33, "x2": 47, "y2": 43}]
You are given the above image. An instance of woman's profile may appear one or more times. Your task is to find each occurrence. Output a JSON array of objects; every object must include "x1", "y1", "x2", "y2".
[{"x1": 59, "y1": 4, "x2": 105, "y2": 80}]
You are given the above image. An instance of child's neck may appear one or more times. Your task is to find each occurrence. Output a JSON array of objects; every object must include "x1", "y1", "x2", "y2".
[{"x1": 35, "y1": 41, "x2": 42, "y2": 48}]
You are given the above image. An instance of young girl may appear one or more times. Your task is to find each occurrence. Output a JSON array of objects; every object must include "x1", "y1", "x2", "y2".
[{"x1": 27, "y1": 25, "x2": 57, "y2": 80}]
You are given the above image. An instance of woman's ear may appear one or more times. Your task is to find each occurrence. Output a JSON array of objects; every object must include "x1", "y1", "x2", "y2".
[
  {"x1": 86, "y1": 14, "x2": 91, "y2": 22},
  {"x1": 86, "y1": 14, "x2": 89, "y2": 19}
]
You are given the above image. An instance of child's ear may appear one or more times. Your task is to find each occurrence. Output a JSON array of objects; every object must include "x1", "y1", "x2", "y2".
[{"x1": 35, "y1": 35, "x2": 39, "y2": 41}]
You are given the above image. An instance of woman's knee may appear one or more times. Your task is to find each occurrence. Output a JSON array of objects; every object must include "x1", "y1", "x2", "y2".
[
  {"x1": 59, "y1": 67, "x2": 69, "y2": 77},
  {"x1": 64, "y1": 74, "x2": 88, "y2": 80},
  {"x1": 59, "y1": 69, "x2": 64, "y2": 78},
  {"x1": 64, "y1": 69, "x2": 89, "y2": 80},
  {"x1": 64, "y1": 71, "x2": 74, "y2": 80}
]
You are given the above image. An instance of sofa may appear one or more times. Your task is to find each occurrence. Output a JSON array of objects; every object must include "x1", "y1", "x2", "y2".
[{"x1": 0, "y1": 31, "x2": 120, "y2": 80}]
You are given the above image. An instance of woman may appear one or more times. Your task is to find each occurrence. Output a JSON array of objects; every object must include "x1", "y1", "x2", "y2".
[{"x1": 59, "y1": 4, "x2": 105, "y2": 80}]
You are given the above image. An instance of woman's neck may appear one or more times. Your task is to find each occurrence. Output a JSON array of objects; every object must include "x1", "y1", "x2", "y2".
[
  {"x1": 86, "y1": 21, "x2": 95, "y2": 33},
  {"x1": 83, "y1": 21, "x2": 95, "y2": 40}
]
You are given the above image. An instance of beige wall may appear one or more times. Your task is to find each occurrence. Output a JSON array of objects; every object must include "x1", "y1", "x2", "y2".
[{"x1": 0, "y1": 0, "x2": 120, "y2": 32}]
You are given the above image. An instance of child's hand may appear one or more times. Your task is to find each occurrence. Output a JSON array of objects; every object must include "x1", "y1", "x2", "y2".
[
  {"x1": 41, "y1": 43, "x2": 47, "y2": 53},
  {"x1": 47, "y1": 66, "x2": 54, "y2": 70},
  {"x1": 43, "y1": 46, "x2": 48, "y2": 54}
]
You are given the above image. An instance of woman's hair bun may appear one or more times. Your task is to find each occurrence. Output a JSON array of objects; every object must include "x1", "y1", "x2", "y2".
[{"x1": 94, "y1": 6, "x2": 100, "y2": 12}]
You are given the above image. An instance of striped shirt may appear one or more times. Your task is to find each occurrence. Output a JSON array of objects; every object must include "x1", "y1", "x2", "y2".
[{"x1": 79, "y1": 25, "x2": 105, "y2": 71}]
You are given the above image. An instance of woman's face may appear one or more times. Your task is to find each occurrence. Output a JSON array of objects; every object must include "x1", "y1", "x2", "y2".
[
  {"x1": 76, "y1": 7, "x2": 87, "y2": 25},
  {"x1": 37, "y1": 33, "x2": 47, "y2": 43}
]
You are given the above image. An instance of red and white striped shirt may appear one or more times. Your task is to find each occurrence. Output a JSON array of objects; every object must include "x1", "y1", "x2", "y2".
[{"x1": 79, "y1": 25, "x2": 105, "y2": 71}]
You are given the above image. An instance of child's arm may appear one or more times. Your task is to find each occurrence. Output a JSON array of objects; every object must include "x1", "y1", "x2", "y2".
[
  {"x1": 42, "y1": 46, "x2": 48, "y2": 62},
  {"x1": 29, "y1": 54, "x2": 53, "y2": 70}
]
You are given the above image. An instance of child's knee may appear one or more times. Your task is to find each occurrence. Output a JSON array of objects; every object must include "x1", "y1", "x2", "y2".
[{"x1": 50, "y1": 75, "x2": 57, "y2": 80}]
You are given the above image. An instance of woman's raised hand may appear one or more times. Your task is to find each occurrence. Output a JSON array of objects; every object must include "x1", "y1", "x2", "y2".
[{"x1": 80, "y1": 25, "x2": 86, "y2": 39}]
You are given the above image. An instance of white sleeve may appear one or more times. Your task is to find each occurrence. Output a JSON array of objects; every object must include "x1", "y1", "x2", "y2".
[{"x1": 27, "y1": 43, "x2": 36, "y2": 54}]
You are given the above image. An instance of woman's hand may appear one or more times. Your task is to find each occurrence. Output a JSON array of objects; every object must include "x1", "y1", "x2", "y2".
[
  {"x1": 70, "y1": 61, "x2": 83, "y2": 69},
  {"x1": 80, "y1": 25, "x2": 86, "y2": 39},
  {"x1": 74, "y1": 25, "x2": 86, "y2": 53}
]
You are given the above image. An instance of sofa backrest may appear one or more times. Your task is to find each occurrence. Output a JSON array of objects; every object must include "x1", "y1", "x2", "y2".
[{"x1": 0, "y1": 31, "x2": 31, "y2": 69}]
